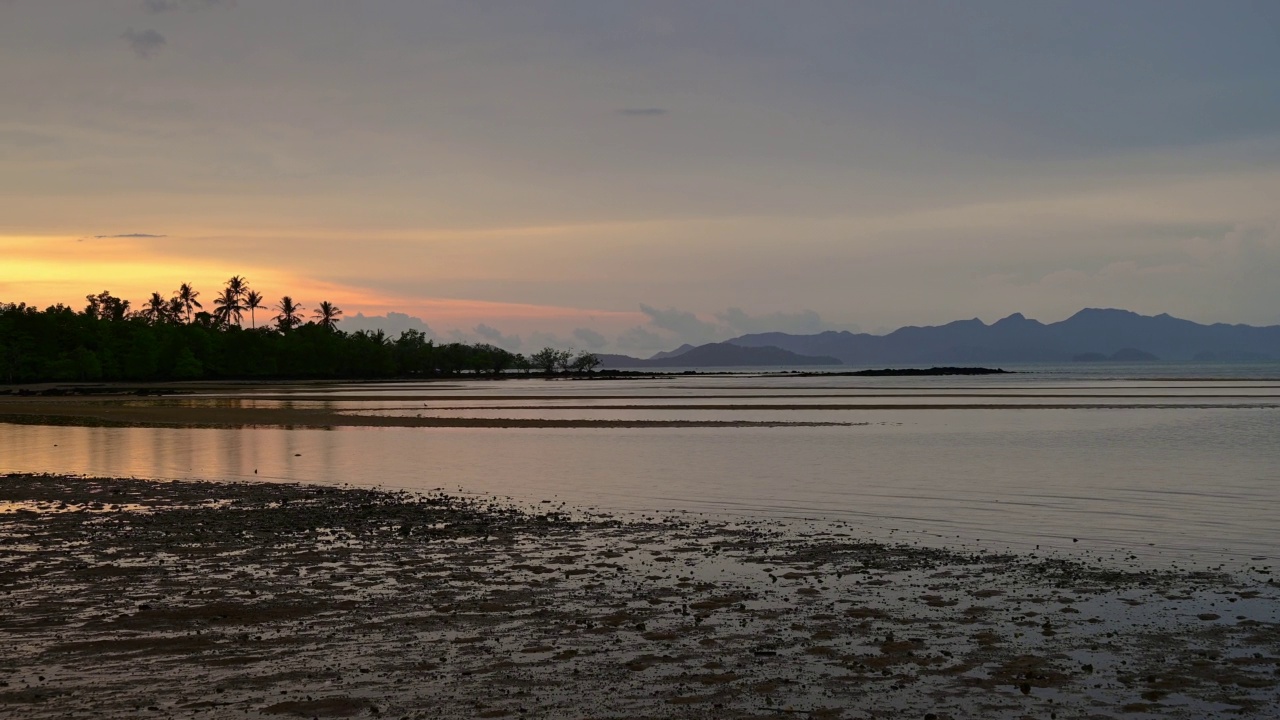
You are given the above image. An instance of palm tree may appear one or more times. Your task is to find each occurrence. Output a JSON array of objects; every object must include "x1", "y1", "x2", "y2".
[
  {"x1": 274, "y1": 296, "x2": 304, "y2": 332},
  {"x1": 244, "y1": 290, "x2": 265, "y2": 329},
  {"x1": 140, "y1": 292, "x2": 171, "y2": 324},
  {"x1": 212, "y1": 286, "x2": 244, "y2": 327},
  {"x1": 313, "y1": 300, "x2": 343, "y2": 331},
  {"x1": 226, "y1": 276, "x2": 249, "y2": 301},
  {"x1": 173, "y1": 283, "x2": 202, "y2": 323}
]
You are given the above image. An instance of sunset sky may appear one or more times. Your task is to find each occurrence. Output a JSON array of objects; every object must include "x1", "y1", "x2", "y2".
[{"x1": 4, "y1": 1, "x2": 1280, "y2": 353}]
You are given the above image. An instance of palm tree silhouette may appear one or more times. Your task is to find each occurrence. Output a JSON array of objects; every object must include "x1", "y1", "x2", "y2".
[
  {"x1": 226, "y1": 276, "x2": 248, "y2": 301},
  {"x1": 245, "y1": 290, "x2": 265, "y2": 329},
  {"x1": 141, "y1": 292, "x2": 171, "y2": 324},
  {"x1": 274, "y1": 296, "x2": 304, "y2": 332},
  {"x1": 313, "y1": 301, "x2": 343, "y2": 331},
  {"x1": 212, "y1": 286, "x2": 244, "y2": 327},
  {"x1": 173, "y1": 283, "x2": 202, "y2": 323}
]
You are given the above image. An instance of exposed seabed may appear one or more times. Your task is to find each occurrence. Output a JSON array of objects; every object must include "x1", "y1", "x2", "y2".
[{"x1": 2, "y1": 474, "x2": 1277, "y2": 719}]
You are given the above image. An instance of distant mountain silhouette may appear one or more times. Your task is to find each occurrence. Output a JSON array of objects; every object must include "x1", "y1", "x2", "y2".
[
  {"x1": 597, "y1": 343, "x2": 841, "y2": 368},
  {"x1": 648, "y1": 344, "x2": 696, "y2": 360},
  {"x1": 728, "y1": 309, "x2": 1280, "y2": 364}
]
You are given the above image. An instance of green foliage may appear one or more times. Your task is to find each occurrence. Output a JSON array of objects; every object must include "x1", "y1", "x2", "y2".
[
  {"x1": 572, "y1": 351, "x2": 601, "y2": 373},
  {"x1": 313, "y1": 300, "x2": 343, "y2": 331},
  {"x1": 528, "y1": 348, "x2": 600, "y2": 374},
  {"x1": 273, "y1": 296, "x2": 304, "y2": 332},
  {"x1": 0, "y1": 296, "x2": 583, "y2": 384},
  {"x1": 83, "y1": 291, "x2": 131, "y2": 322},
  {"x1": 171, "y1": 347, "x2": 203, "y2": 379},
  {"x1": 530, "y1": 347, "x2": 572, "y2": 374}
]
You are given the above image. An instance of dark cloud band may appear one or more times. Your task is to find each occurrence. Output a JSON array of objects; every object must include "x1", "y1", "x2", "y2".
[{"x1": 122, "y1": 28, "x2": 165, "y2": 59}]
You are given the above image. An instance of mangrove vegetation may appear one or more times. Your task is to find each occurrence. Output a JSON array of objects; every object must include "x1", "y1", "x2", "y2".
[{"x1": 0, "y1": 278, "x2": 599, "y2": 383}]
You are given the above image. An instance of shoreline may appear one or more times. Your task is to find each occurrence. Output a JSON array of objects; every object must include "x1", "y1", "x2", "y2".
[
  {"x1": 0, "y1": 400, "x2": 861, "y2": 429},
  {"x1": 2, "y1": 473, "x2": 1277, "y2": 718},
  {"x1": 0, "y1": 367, "x2": 1014, "y2": 396},
  {"x1": 2, "y1": 396, "x2": 1276, "y2": 431}
]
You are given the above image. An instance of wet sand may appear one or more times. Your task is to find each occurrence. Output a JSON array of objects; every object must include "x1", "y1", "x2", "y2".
[
  {"x1": 2, "y1": 395, "x2": 1276, "y2": 431},
  {"x1": 2, "y1": 474, "x2": 1277, "y2": 719},
  {"x1": 0, "y1": 398, "x2": 858, "y2": 429}
]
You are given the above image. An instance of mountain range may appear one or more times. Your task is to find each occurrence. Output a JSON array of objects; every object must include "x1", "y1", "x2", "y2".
[
  {"x1": 726, "y1": 308, "x2": 1280, "y2": 364},
  {"x1": 596, "y1": 309, "x2": 1280, "y2": 368},
  {"x1": 596, "y1": 342, "x2": 840, "y2": 369}
]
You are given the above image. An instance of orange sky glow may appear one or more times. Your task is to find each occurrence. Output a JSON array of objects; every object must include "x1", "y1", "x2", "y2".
[
  {"x1": 1, "y1": 235, "x2": 645, "y2": 333},
  {"x1": 4, "y1": 3, "x2": 1280, "y2": 354}
]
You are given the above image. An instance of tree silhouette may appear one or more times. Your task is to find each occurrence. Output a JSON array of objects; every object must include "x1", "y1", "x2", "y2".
[
  {"x1": 5, "y1": 282, "x2": 604, "y2": 383},
  {"x1": 245, "y1": 290, "x2": 265, "y2": 329},
  {"x1": 226, "y1": 276, "x2": 248, "y2": 301},
  {"x1": 572, "y1": 351, "x2": 601, "y2": 374},
  {"x1": 554, "y1": 348, "x2": 575, "y2": 373},
  {"x1": 274, "y1": 296, "x2": 304, "y2": 332},
  {"x1": 140, "y1": 292, "x2": 173, "y2": 324},
  {"x1": 173, "y1": 283, "x2": 202, "y2": 323},
  {"x1": 313, "y1": 301, "x2": 343, "y2": 331},
  {"x1": 83, "y1": 291, "x2": 130, "y2": 322},
  {"x1": 212, "y1": 286, "x2": 244, "y2": 328},
  {"x1": 530, "y1": 347, "x2": 571, "y2": 374}
]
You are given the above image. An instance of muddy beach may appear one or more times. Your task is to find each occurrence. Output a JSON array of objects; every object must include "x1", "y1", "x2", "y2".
[
  {"x1": 2, "y1": 393, "x2": 1276, "y2": 432},
  {"x1": 0, "y1": 396, "x2": 862, "y2": 429},
  {"x1": 2, "y1": 474, "x2": 1277, "y2": 719}
]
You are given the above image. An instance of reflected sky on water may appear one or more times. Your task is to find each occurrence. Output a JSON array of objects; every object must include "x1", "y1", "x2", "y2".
[{"x1": 2, "y1": 372, "x2": 1278, "y2": 569}]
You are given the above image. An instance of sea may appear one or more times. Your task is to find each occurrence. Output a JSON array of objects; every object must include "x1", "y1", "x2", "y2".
[{"x1": 2, "y1": 361, "x2": 1277, "y2": 571}]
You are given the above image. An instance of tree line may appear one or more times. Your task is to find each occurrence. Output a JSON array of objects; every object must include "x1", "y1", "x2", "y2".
[{"x1": 0, "y1": 277, "x2": 600, "y2": 383}]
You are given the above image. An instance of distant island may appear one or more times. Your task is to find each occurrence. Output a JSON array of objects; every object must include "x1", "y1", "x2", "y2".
[
  {"x1": 5, "y1": 285, "x2": 1279, "y2": 386},
  {"x1": 596, "y1": 342, "x2": 840, "y2": 369},
  {"x1": 797, "y1": 366, "x2": 1010, "y2": 377},
  {"x1": 728, "y1": 309, "x2": 1280, "y2": 364}
]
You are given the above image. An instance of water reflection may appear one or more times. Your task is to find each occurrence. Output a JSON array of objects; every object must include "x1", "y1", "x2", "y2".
[{"x1": 3, "y1": 402, "x2": 1277, "y2": 568}]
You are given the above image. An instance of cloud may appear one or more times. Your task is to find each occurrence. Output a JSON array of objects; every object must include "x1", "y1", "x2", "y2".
[
  {"x1": 971, "y1": 220, "x2": 1280, "y2": 326},
  {"x1": 1031, "y1": 222, "x2": 1280, "y2": 293},
  {"x1": 339, "y1": 311, "x2": 435, "y2": 338},
  {"x1": 142, "y1": 0, "x2": 233, "y2": 12},
  {"x1": 638, "y1": 304, "x2": 718, "y2": 344},
  {"x1": 473, "y1": 323, "x2": 522, "y2": 350},
  {"x1": 93, "y1": 233, "x2": 167, "y2": 239},
  {"x1": 441, "y1": 324, "x2": 524, "y2": 350},
  {"x1": 615, "y1": 325, "x2": 666, "y2": 352},
  {"x1": 0, "y1": 130, "x2": 59, "y2": 148},
  {"x1": 526, "y1": 331, "x2": 576, "y2": 351},
  {"x1": 382, "y1": 309, "x2": 847, "y2": 358},
  {"x1": 571, "y1": 327, "x2": 607, "y2": 349},
  {"x1": 634, "y1": 304, "x2": 854, "y2": 347},
  {"x1": 14, "y1": 4, "x2": 1280, "y2": 333},
  {"x1": 715, "y1": 307, "x2": 856, "y2": 335},
  {"x1": 122, "y1": 28, "x2": 166, "y2": 59},
  {"x1": 1183, "y1": 221, "x2": 1280, "y2": 265}
]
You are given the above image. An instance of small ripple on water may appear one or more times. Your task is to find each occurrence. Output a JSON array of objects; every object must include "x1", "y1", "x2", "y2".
[{"x1": 2, "y1": 376, "x2": 1278, "y2": 569}]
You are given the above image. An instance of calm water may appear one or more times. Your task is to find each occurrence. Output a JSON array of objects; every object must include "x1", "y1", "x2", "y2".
[{"x1": 2, "y1": 367, "x2": 1278, "y2": 568}]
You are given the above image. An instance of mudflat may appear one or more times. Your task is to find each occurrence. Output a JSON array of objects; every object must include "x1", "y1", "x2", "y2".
[
  {"x1": 3, "y1": 392, "x2": 1274, "y2": 431},
  {"x1": 0, "y1": 395, "x2": 862, "y2": 429},
  {"x1": 2, "y1": 474, "x2": 1277, "y2": 719}
]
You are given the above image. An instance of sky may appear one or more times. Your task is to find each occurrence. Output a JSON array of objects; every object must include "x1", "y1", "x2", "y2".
[{"x1": 3, "y1": 1, "x2": 1280, "y2": 354}]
